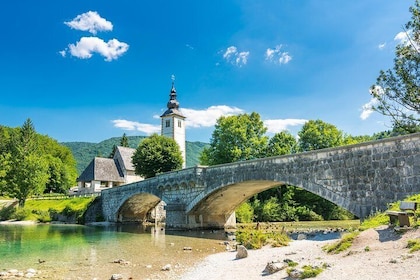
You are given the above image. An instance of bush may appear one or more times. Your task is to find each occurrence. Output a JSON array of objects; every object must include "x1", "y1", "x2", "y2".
[
  {"x1": 235, "y1": 227, "x2": 290, "y2": 249},
  {"x1": 0, "y1": 205, "x2": 16, "y2": 220},
  {"x1": 11, "y1": 208, "x2": 30, "y2": 221},
  {"x1": 236, "y1": 228, "x2": 267, "y2": 249},
  {"x1": 236, "y1": 202, "x2": 254, "y2": 223}
]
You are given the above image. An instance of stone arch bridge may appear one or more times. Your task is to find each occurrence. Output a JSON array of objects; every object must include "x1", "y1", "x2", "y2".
[{"x1": 100, "y1": 133, "x2": 420, "y2": 229}]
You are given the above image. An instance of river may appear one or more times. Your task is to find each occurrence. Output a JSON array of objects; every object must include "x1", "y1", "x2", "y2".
[{"x1": 0, "y1": 223, "x2": 228, "y2": 279}]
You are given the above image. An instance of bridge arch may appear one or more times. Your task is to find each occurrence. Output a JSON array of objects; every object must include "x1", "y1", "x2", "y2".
[{"x1": 116, "y1": 192, "x2": 162, "y2": 223}]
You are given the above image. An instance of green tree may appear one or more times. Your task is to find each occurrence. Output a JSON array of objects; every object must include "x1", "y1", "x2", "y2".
[
  {"x1": 109, "y1": 133, "x2": 130, "y2": 158},
  {"x1": 370, "y1": 0, "x2": 420, "y2": 133},
  {"x1": 298, "y1": 119, "x2": 343, "y2": 152},
  {"x1": 236, "y1": 201, "x2": 254, "y2": 223},
  {"x1": 38, "y1": 135, "x2": 78, "y2": 194},
  {"x1": 0, "y1": 126, "x2": 12, "y2": 194},
  {"x1": 200, "y1": 112, "x2": 268, "y2": 165},
  {"x1": 342, "y1": 134, "x2": 373, "y2": 145},
  {"x1": 132, "y1": 134, "x2": 183, "y2": 178},
  {"x1": 266, "y1": 131, "x2": 297, "y2": 156},
  {"x1": 120, "y1": 133, "x2": 129, "y2": 147},
  {"x1": 5, "y1": 119, "x2": 49, "y2": 206}
]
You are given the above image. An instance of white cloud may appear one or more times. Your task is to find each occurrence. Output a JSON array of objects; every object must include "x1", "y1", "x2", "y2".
[
  {"x1": 360, "y1": 98, "x2": 378, "y2": 120},
  {"x1": 394, "y1": 31, "x2": 410, "y2": 45},
  {"x1": 378, "y1": 42, "x2": 386, "y2": 50},
  {"x1": 65, "y1": 11, "x2": 113, "y2": 35},
  {"x1": 265, "y1": 45, "x2": 292, "y2": 65},
  {"x1": 59, "y1": 50, "x2": 66, "y2": 57},
  {"x1": 112, "y1": 120, "x2": 160, "y2": 135},
  {"x1": 360, "y1": 86, "x2": 383, "y2": 120},
  {"x1": 264, "y1": 119, "x2": 307, "y2": 133},
  {"x1": 223, "y1": 46, "x2": 249, "y2": 67},
  {"x1": 181, "y1": 105, "x2": 244, "y2": 128},
  {"x1": 66, "y1": 37, "x2": 129, "y2": 61}
]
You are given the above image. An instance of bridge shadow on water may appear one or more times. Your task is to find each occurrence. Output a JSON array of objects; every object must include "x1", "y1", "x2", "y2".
[{"x1": 91, "y1": 222, "x2": 228, "y2": 241}]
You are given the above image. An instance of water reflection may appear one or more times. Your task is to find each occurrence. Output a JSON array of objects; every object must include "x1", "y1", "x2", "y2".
[{"x1": 0, "y1": 223, "x2": 228, "y2": 279}]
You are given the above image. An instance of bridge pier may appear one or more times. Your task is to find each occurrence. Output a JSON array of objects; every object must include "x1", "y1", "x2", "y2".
[{"x1": 164, "y1": 203, "x2": 236, "y2": 229}]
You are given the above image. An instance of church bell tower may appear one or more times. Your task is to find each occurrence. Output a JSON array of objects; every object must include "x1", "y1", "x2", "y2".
[{"x1": 160, "y1": 76, "x2": 186, "y2": 168}]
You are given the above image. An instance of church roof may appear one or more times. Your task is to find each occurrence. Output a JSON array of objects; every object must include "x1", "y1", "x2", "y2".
[
  {"x1": 160, "y1": 81, "x2": 185, "y2": 118},
  {"x1": 114, "y1": 146, "x2": 136, "y2": 171},
  {"x1": 77, "y1": 157, "x2": 125, "y2": 182}
]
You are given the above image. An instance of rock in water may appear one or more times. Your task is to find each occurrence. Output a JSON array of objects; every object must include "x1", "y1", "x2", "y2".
[{"x1": 236, "y1": 245, "x2": 248, "y2": 259}]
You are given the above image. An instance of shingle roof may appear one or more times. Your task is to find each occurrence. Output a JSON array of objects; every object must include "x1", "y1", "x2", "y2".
[
  {"x1": 115, "y1": 146, "x2": 136, "y2": 171},
  {"x1": 77, "y1": 157, "x2": 124, "y2": 182}
]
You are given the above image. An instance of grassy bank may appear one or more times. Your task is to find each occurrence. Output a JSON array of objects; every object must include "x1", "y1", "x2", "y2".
[{"x1": 0, "y1": 197, "x2": 96, "y2": 223}]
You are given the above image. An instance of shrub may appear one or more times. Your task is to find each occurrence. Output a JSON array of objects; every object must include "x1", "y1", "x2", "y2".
[
  {"x1": 236, "y1": 202, "x2": 254, "y2": 223},
  {"x1": 0, "y1": 205, "x2": 16, "y2": 220},
  {"x1": 236, "y1": 228, "x2": 267, "y2": 249},
  {"x1": 11, "y1": 208, "x2": 30, "y2": 221},
  {"x1": 235, "y1": 227, "x2": 290, "y2": 249}
]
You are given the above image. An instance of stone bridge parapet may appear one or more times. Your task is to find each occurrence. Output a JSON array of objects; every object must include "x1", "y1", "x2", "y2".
[{"x1": 100, "y1": 133, "x2": 420, "y2": 229}]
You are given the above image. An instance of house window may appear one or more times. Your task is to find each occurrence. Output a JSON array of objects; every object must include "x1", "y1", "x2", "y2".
[
  {"x1": 165, "y1": 120, "x2": 170, "y2": 127},
  {"x1": 178, "y1": 120, "x2": 182, "y2": 128}
]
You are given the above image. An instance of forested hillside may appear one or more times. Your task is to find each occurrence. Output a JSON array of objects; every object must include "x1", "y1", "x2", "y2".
[{"x1": 62, "y1": 136, "x2": 208, "y2": 175}]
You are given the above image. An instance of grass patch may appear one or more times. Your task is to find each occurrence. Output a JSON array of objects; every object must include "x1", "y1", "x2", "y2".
[
  {"x1": 301, "y1": 265, "x2": 324, "y2": 279},
  {"x1": 322, "y1": 231, "x2": 360, "y2": 254},
  {"x1": 235, "y1": 226, "x2": 290, "y2": 249},
  {"x1": 406, "y1": 239, "x2": 420, "y2": 253}
]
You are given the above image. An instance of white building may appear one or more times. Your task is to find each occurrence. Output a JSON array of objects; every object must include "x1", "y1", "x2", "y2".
[{"x1": 160, "y1": 80, "x2": 186, "y2": 168}]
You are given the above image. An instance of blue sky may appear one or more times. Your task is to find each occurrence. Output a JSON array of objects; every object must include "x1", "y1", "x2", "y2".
[{"x1": 0, "y1": 1, "x2": 414, "y2": 143}]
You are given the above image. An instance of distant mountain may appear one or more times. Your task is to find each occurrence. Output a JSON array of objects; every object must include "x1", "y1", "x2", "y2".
[{"x1": 62, "y1": 136, "x2": 209, "y2": 175}]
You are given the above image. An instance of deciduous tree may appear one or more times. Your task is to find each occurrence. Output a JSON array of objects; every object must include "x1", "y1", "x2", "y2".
[
  {"x1": 298, "y1": 119, "x2": 343, "y2": 151},
  {"x1": 132, "y1": 134, "x2": 183, "y2": 178},
  {"x1": 6, "y1": 119, "x2": 49, "y2": 206},
  {"x1": 200, "y1": 112, "x2": 268, "y2": 165},
  {"x1": 370, "y1": 0, "x2": 420, "y2": 133},
  {"x1": 265, "y1": 131, "x2": 297, "y2": 156}
]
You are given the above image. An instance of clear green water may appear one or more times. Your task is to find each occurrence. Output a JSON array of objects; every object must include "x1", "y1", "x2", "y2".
[{"x1": 0, "y1": 224, "x2": 227, "y2": 279}]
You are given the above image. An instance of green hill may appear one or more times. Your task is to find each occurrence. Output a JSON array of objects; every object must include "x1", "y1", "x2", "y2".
[{"x1": 62, "y1": 136, "x2": 209, "y2": 175}]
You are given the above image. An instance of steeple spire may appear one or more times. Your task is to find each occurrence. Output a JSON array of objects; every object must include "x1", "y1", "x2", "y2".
[
  {"x1": 167, "y1": 75, "x2": 179, "y2": 110},
  {"x1": 161, "y1": 75, "x2": 184, "y2": 118}
]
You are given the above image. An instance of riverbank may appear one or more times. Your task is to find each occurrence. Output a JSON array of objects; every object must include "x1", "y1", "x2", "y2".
[{"x1": 179, "y1": 225, "x2": 420, "y2": 280}]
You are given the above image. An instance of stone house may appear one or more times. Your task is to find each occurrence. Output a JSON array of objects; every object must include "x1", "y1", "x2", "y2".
[{"x1": 77, "y1": 146, "x2": 143, "y2": 194}]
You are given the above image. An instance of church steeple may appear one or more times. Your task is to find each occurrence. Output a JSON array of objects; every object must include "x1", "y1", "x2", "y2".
[
  {"x1": 160, "y1": 75, "x2": 186, "y2": 168},
  {"x1": 161, "y1": 75, "x2": 185, "y2": 118}
]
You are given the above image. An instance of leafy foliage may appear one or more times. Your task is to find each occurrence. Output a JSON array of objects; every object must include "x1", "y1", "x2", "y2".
[
  {"x1": 235, "y1": 226, "x2": 290, "y2": 249},
  {"x1": 0, "y1": 120, "x2": 78, "y2": 206},
  {"x1": 235, "y1": 201, "x2": 254, "y2": 223},
  {"x1": 200, "y1": 112, "x2": 268, "y2": 165},
  {"x1": 132, "y1": 134, "x2": 183, "y2": 178},
  {"x1": 298, "y1": 119, "x2": 343, "y2": 151},
  {"x1": 370, "y1": 0, "x2": 420, "y2": 133},
  {"x1": 3, "y1": 119, "x2": 49, "y2": 207},
  {"x1": 265, "y1": 131, "x2": 298, "y2": 156}
]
